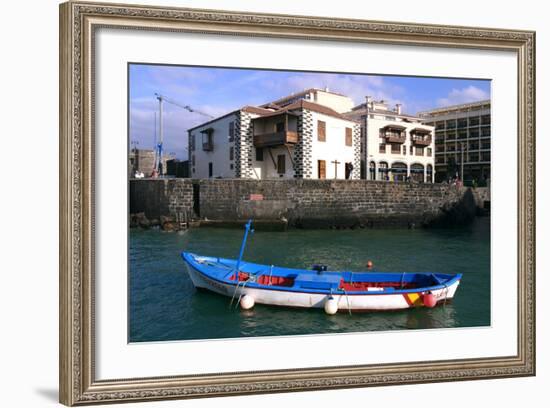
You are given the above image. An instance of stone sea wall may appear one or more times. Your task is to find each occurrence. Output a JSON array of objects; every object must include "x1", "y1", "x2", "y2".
[{"x1": 130, "y1": 178, "x2": 486, "y2": 229}]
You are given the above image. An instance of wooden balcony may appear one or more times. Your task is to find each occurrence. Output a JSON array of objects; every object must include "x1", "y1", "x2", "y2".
[
  {"x1": 380, "y1": 125, "x2": 406, "y2": 144},
  {"x1": 384, "y1": 134, "x2": 406, "y2": 144},
  {"x1": 411, "y1": 136, "x2": 432, "y2": 146},
  {"x1": 410, "y1": 128, "x2": 432, "y2": 146},
  {"x1": 202, "y1": 141, "x2": 214, "y2": 151},
  {"x1": 253, "y1": 131, "x2": 298, "y2": 147}
]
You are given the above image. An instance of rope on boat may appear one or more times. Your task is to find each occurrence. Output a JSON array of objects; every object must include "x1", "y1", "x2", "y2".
[
  {"x1": 443, "y1": 283, "x2": 449, "y2": 307},
  {"x1": 234, "y1": 280, "x2": 251, "y2": 309},
  {"x1": 340, "y1": 288, "x2": 352, "y2": 316},
  {"x1": 400, "y1": 272, "x2": 406, "y2": 289},
  {"x1": 229, "y1": 276, "x2": 250, "y2": 309}
]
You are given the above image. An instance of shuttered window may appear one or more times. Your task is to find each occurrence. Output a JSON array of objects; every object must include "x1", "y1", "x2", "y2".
[
  {"x1": 318, "y1": 160, "x2": 326, "y2": 179},
  {"x1": 317, "y1": 120, "x2": 326, "y2": 142},
  {"x1": 277, "y1": 154, "x2": 286, "y2": 174},
  {"x1": 229, "y1": 146, "x2": 234, "y2": 161},
  {"x1": 345, "y1": 127, "x2": 352, "y2": 146},
  {"x1": 256, "y1": 148, "x2": 263, "y2": 161}
]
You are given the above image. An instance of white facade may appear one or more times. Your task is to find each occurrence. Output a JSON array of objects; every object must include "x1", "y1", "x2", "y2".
[
  {"x1": 189, "y1": 111, "x2": 253, "y2": 179},
  {"x1": 309, "y1": 111, "x2": 358, "y2": 179},
  {"x1": 345, "y1": 100, "x2": 435, "y2": 182},
  {"x1": 188, "y1": 97, "x2": 360, "y2": 180}
]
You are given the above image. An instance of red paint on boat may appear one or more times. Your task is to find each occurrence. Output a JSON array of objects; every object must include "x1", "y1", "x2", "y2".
[
  {"x1": 339, "y1": 280, "x2": 417, "y2": 291},
  {"x1": 423, "y1": 292, "x2": 437, "y2": 308}
]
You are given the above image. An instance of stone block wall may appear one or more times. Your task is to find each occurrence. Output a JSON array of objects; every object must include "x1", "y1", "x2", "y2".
[
  {"x1": 130, "y1": 178, "x2": 482, "y2": 228},
  {"x1": 197, "y1": 179, "x2": 478, "y2": 228},
  {"x1": 129, "y1": 179, "x2": 194, "y2": 221}
]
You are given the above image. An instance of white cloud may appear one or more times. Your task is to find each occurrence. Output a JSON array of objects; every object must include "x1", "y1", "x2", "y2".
[{"x1": 437, "y1": 86, "x2": 489, "y2": 107}]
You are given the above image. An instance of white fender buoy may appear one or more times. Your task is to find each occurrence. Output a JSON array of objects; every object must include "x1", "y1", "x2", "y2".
[
  {"x1": 240, "y1": 295, "x2": 255, "y2": 310},
  {"x1": 324, "y1": 297, "x2": 338, "y2": 315}
]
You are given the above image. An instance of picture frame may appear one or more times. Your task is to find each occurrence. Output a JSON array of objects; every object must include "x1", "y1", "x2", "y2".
[{"x1": 59, "y1": 0, "x2": 536, "y2": 405}]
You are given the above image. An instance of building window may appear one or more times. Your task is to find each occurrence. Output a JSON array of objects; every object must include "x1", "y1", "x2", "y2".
[
  {"x1": 229, "y1": 121, "x2": 235, "y2": 142},
  {"x1": 369, "y1": 161, "x2": 376, "y2": 180},
  {"x1": 277, "y1": 154, "x2": 286, "y2": 174},
  {"x1": 256, "y1": 147, "x2": 263, "y2": 161},
  {"x1": 276, "y1": 122, "x2": 285, "y2": 132},
  {"x1": 208, "y1": 162, "x2": 213, "y2": 178},
  {"x1": 192, "y1": 155, "x2": 195, "y2": 166},
  {"x1": 416, "y1": 147, "x2": 424, "y2": 156},
  {"x1": 379, "y1": 143, "x2": 386, "y2": 154},
  {"x1": 229, "y1": 146, "x2": 234, "y2": 161},
  {"x1": 391, "y1": 143, "x2": 401, "y2": 154},
  {"x1": 403, "y1": 145, "x2": 407, "y2": 155},
  {"x1": 202, "y1": 130, "x2": 214, "y2": 151},
  {"x1": 317, "y1": 120, "x2": 326, "y2": 142},
  {"x1": 230, "y1": 163, "x2": 234, "y2": 170},
  {"x1": 345, "y1": 127, "x2": 352, "y2": 146},
  {"x1": 190, "y1": 134, "x2": 195, "y2": 151},
  {"x1": 378, "y1": 162, "x2": 389, "y2": 181},
  {"x1": 318, "y1": 160, "x2": 326, "y2": 179},
  {"x1": 410, "y1": 146, "x2": 413, "y2": 155},
  {"x1": 427, "y1": 148, "x2": 432, "y2": 157}
]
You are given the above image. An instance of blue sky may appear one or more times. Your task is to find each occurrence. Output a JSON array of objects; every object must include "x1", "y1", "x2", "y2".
[{"x1": 129, "y1": 64, "x2": 490, "y2": 159}]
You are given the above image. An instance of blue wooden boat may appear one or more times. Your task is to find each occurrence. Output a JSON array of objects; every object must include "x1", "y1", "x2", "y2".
[{"x1": 181, "y1": 220, "x2": 462, "y2": 313}]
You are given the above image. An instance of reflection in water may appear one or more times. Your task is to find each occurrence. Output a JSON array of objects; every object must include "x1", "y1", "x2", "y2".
[{"x1": 129, "y1": 218, "x2": 490, "y2": 342}]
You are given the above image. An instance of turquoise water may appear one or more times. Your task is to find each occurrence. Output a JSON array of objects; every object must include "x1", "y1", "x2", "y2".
[{"x1": 129, "y1": 218, "x2": 490, "y2": 342}]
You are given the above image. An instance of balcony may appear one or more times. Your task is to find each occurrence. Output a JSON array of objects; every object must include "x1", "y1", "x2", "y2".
[
  {"x1": 410, "y1": 128, "x2": 432, "y2": 146},
  {"x1": 380, "y1": 125, "x2": 406, "y2": 144},
  {"x1": 253, "y1": 131, "x2": 298, "y2": 148},
  {"x1": 200, "y1": 128, "x2": 214, "y2": 152}
]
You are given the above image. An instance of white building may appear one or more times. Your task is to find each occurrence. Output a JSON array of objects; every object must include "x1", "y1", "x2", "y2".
[
  {"x1": 345, "y1": 98, "x2": 435, "y2": 182},
  {"x1": 188, "y1": 88, "x2": 361, "y2": 179}
]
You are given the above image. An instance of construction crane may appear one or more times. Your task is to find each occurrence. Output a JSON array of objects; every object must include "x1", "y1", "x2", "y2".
[{"x1": 154, "y1": 93, "x2": 214, "y2": 176}]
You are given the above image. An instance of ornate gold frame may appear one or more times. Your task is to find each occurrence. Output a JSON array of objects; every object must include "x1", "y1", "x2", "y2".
[{"x1": 59, "y1": 1, "x2": 536, "y2": 405}]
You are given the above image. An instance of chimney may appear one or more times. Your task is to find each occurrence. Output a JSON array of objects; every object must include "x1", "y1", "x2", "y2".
[
  {"x1": 395, "y1": 103, "x2": 402, "y2": 115},
  {"x1": 365, "y1": 96, "x2": 372, "y2": 110}
]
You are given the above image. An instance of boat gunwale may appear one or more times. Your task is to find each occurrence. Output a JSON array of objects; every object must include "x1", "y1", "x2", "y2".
[{"x1": 181, "y1": 252, "x2": 462, "y2": 296}]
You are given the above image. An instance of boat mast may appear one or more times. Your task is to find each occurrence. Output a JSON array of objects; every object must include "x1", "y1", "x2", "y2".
[{"x1": 235, "y1": 219, "x2": 253, "y2": 281}]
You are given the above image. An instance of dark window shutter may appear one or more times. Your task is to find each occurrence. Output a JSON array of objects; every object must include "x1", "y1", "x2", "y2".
[
  {"x1": 318, "y1": 120, "x2": 326, "y2": 141},
  {"x1": 345, "y1": 127, "x2": 352, "y2": 146}
]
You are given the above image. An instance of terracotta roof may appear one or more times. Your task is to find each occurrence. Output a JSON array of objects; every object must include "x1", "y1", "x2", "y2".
[
  {"x1": 285, "y1": 99, "x2": 359, "y2": 122},
  {"x1": 188, "y1": 106, "x2": 274, "y2": 132},
  {"x1": 241, "y1": 106, "x2": 277, "y2": 115},
  {"x1": 188, "y1": 99, "x2": 357, "y2": 133}
]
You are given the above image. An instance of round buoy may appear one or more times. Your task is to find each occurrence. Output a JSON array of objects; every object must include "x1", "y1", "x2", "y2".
[
  {"x1": 367, "y1": 260, "x2": 374, "y2": 269},
  {"x1": 423, "y1": 292, "x2": 437, "y2": 308},
  {"x1": 324, "y1": 297, "x2": 338, "y2": 315},
  {"x1": 240, "y1": 295, "x2": 255, "y2": 310}
]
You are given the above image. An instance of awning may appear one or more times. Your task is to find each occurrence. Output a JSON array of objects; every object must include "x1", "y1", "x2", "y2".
[
  {"x1": 382, "y1": 124, "x2": 406, "y2": 131},
  {"x1": 410, "y1": 127, "x2": 431, "y2": 134}
]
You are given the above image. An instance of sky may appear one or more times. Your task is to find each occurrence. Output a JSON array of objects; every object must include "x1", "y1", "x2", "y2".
[{"x1": 129, "y1": 64, "x2": 491, "y2": 159}]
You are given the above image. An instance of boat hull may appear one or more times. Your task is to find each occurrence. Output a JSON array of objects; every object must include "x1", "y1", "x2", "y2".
[{"x1": 183, "y1": 261, "x2": 460, "y2": 311}]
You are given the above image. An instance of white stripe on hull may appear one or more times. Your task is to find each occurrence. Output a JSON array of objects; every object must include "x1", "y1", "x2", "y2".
[{"x1": 184, "y1": 263, "x2": 460, "y2": 311}]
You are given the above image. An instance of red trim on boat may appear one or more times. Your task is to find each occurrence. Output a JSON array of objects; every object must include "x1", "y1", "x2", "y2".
[
  {"x1": 229, "y1": 272, "x2": 295, "y2": 287},
  {"x1": 339, "y1": 279, "x2": 417, "y2": 292}
]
